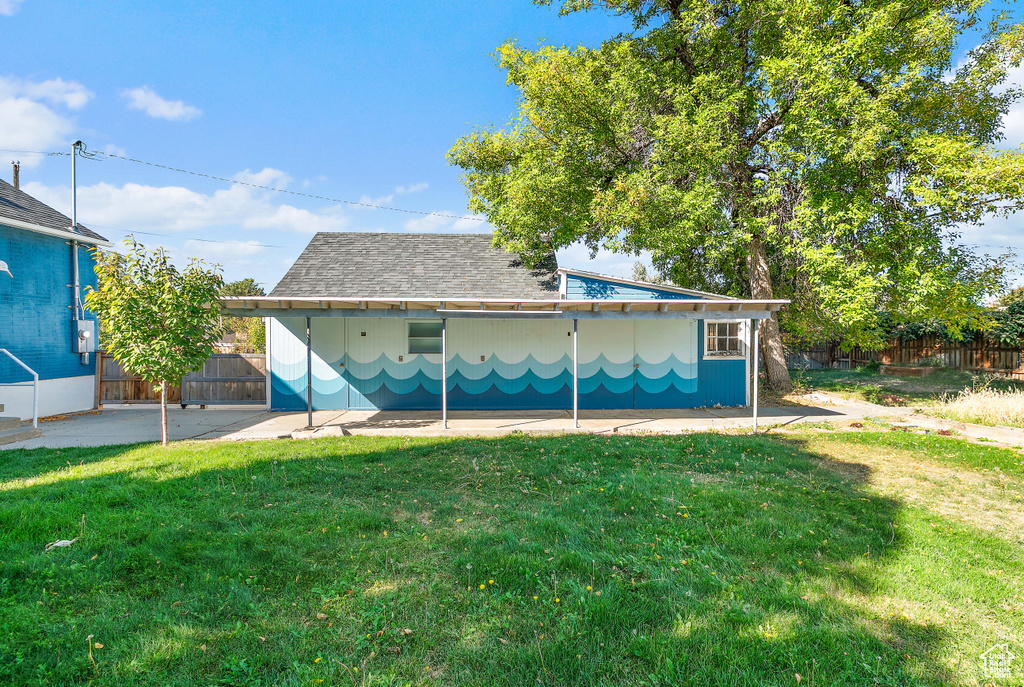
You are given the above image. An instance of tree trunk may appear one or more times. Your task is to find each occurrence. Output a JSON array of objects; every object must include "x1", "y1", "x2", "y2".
[
  {"x1": 159, "y1": 380, "x2": 168, "y2": 446},
  {"x1": 747, "y1": 237, "x2": 793, "y2": 393}
]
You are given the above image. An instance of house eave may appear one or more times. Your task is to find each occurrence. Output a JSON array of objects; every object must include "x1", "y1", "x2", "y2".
[
  {"x1": 556, "y1": 267, "x2": 733, "y2": 300},
  {"x1": 219, "y1": 296, "x2": 787, "y2": 319},
  {"x1": 0, "y1": 216, "x2": 112, "y2": 247}
]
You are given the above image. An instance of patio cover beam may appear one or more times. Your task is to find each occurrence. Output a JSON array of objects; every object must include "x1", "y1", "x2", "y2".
[{"x1": 220, "y1": 307, "x2": 780, "y2": 321}]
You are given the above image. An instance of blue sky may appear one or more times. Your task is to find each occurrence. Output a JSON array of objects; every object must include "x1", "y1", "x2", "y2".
[{"x1": 0, "y1": 0, "x2": 1021, "y2": 290}]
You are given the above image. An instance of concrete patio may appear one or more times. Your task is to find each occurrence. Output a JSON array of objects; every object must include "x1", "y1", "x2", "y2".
[{"x1": 0, "y1": 398, "x2": 904, "y2": 449}]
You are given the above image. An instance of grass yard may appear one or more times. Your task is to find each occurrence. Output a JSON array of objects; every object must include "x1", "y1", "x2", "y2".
[
  {"x1": 793, "y1": 367, "x2": 1024, "y2": 406},
  {"x1": 1, "y1": 431, "x2": 1023, "y2": 686}
]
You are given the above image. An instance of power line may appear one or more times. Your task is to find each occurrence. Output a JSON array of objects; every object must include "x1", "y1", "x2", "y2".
[
  {"x1": 0, "y1": 146, "x2": 486, "y2": 221},
  {"x1": 95, "y1": 226, "x2": 290, "y2": 249},
  {"x1": 0, "y1": 148, "x2": 68, "y2": 157},
  {"x1": 89, "y1": 150, "x2": 486, "y2": 221}
]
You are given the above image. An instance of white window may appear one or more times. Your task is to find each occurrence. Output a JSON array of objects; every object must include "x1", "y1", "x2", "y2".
[
  {"x1": 705, "y1": 321, "x2": 745, "y2": 359},
  {"x1": 408, "y1": 320, "x2": 443, "y2": 354}
]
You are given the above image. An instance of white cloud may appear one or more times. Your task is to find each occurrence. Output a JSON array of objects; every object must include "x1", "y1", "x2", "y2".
[
  {"x1": 404, "y1": 211, "x2": 456, "y2": 232},
  {"x1": 0, "y1": 77, "x2": 92, "y2": 109},
  {"x1": 956, "y1": 213, "x2": 1024, "y2": 288},
  {"x1": 101, "y1": 143, "x2": 127, "y2": 157},
  {"x1": 452, "y1": 213, "x2": 488, "y2": 231},
  {"x1": 995, "y1": 62, "x2": 1024, "y2": 148},
  {"x1": 121, "y1": 86, "x2": 201, "y2": 121},
  {"x1": 0, "y1": 0, "x2": 24, "y2": 16},
  {"x1": 21, "y1": 175, "x2": 350, "y2": 235},
  {"x1": 395, "y1": 182, "x2": 428, "y2": 194},
  {"x1": 403, "y1": 210, "x2": 488, "y2": 233},
  {"x1": 234, "y1": 167, "x2": 291, "y2": 189},
  {"x1": 0, "y1": 76, "x2": 92, "y2": 165},
  {"x1": 355, "y1": 193, "x2": 394, "y2": 208},
  {"x1": 244, "y1": 204, "x2": 348, "y2": 234},
  {"x1": 183, "y1": 239, "x2": 266, "y2": 257},
  {"x1": 0, "y1": 97, "x2": 73, "y2": 161}
]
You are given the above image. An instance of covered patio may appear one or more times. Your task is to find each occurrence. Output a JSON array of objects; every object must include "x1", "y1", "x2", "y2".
[{"x1": 219, "y1": 294, "x2": 786, "y2": 430}]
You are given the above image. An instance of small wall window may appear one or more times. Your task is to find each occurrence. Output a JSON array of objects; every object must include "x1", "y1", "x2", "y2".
[
  {"x1": 408, "y1": 320, "x2": 443, "y2": 354},
  {"x1": 705, "y1": 321, "x2": 744, "y2": 358}
]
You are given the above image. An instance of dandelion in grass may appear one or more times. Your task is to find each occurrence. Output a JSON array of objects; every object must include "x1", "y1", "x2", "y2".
[{"x1": 480, "y1": 584, "x2": 486, "y2": 590}]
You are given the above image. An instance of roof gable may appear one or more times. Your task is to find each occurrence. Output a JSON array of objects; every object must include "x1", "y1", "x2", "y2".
[
  {"x1": 0, "y1": 179, "x2": 107, "y2": 244},
  {"x1": 270, "y1": 232, "x2": 559, "y2": 299},
  {"x1": 559, "y1": 269, "x2": 731, "y2": 300}
]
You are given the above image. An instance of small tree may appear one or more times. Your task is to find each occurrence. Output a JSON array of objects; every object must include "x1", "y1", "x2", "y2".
[{"x1": 86, "y1": 240, "x2": 224, "y2": 446}]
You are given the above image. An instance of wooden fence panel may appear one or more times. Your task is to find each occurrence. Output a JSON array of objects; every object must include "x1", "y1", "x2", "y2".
[
  {"x1": 99, "y1": 354, "x2": 181, "y2": 404},
  {"x1": 181, "y1": 354, "x2": 266, "y2": 406},
  {"x1": 786, "y1": 337, "x2": 1024, "y2": 380},
  {"x1": 100, "y1": 353, "x2": 265, "y2": 405}
]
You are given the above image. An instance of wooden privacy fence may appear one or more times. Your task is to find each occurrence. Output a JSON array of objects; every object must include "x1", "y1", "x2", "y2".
[
  {"x1": 98, "y1": 353, "x2": 266, "y2": 405},
  {"x1": 786, "y1": 337, "x2": 1024, "y2": 380}
]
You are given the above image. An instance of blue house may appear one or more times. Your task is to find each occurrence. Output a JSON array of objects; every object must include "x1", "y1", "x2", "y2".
[
  {"x1": 221, "y1": 233, "x2": 786, "y2": 422},
  {"x1": 0, "y1": 177, "x2": 108, "y2": 422}
]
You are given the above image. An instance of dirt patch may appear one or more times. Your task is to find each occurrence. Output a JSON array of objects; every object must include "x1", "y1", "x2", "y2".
[
  {"x1": 811, "y1": 442, "x2": 1024, "y2": 543},
  {"x1": 685, "y1": 471, "x2": 730, "y2": 484},
  {"x1": 810, "y1": 457, "x2": 872, "y2": 483}
]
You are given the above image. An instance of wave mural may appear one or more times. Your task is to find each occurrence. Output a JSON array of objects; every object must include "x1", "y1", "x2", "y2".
[{"x1": 268, "y1": 316, "x2": 744, "y2": 411}]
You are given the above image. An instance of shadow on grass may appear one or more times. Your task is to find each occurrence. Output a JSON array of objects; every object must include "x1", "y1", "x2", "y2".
[{"x1": 0, "y1": 433, "x2": 960, "y2": 686}]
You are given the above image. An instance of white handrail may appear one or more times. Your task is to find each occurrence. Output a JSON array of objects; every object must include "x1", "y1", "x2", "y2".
[{"x1": 0, "y1": 349, "x2": 38, "y2": 428}]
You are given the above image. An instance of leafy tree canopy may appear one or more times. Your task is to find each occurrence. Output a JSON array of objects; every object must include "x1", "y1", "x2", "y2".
[
  {"x1": 999, "y1": 285, "x2": 1024, "y2": 308},
  {"x1": 449, "y1": 0, "x2": 1024, "y2": 389},
  {"x1": 221, "y1": 278, "x2": 265, "y2": 298},
  {"x1": 220, "y1": 278, "x2": 267, "y2": 352}
]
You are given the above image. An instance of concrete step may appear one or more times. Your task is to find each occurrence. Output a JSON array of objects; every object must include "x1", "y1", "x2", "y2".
[
  {"x1": 0, "y1": 426, "x2": 42, "y2": 446},
  {"x1": 0, "y1": 416, "x2": 22, "y2": 432}
]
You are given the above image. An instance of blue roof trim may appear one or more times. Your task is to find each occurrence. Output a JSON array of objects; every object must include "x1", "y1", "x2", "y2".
[{"x1": 564, "y1": 274, "x2": 700, "y2": 300}]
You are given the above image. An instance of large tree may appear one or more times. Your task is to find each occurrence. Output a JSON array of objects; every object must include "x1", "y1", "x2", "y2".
[
  {"x1": 449, "y1": 0, "x2": 1024, "y2": 391},
  {"x1": 86, "y1": 241, "x2": 224, "y2": 445}
]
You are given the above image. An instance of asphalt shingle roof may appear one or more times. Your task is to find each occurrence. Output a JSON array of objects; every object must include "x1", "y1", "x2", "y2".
[
  {"x1": 0, "y1": 179, "x2": 107, "y2": 243},
  {"x1": 270, "y1": 232, "x2": 559, "y2": 299}
]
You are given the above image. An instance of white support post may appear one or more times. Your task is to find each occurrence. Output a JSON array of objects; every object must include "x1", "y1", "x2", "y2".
[
  {"x1": 441, "y1": 318, "x2": 448, "y2": 430},
  {"x1": 752, "y1": 318, "x2": 760, "y2": 433},
  {"x1": 305, "y1": 316, "x2": 313, "y2": 429},
  {"x1": 572, "y1": 318, "x2": 579, "y2": 429}
]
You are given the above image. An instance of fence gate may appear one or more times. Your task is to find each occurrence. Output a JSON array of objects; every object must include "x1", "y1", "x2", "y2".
[{"x1": 99, "y1": 353, "x2": 266, "y2": 406}]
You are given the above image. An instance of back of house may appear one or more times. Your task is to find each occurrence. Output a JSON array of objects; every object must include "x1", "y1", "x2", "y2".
[
  {"x1": 0, "y1": 175, "x2": 108, "y2": 421},
  {"x1": 221, "y1": 232, "x2": 786, "y2": 413}
]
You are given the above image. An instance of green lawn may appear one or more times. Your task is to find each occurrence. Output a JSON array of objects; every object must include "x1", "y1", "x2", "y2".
[
  {"x1": 1, "y1": 432, "x2": 1022, "y2": 686},
  {"x1": 793, "y1": 367, "x2": 1024, "y2": 406}
]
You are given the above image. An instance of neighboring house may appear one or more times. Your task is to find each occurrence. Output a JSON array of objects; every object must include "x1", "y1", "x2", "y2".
[
  {"x1": 219, "y1": 233, "x2": 786, "y2": 413},
  {"x1": 0, "y1": 178, "x2": 109, "y2": 419}
]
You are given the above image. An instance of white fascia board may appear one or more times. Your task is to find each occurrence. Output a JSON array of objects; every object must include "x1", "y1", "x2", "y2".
[
  {"x1": 0, "y1": 216, "x2": 112, "y2": 247},
  {"x1": 556, "y1": 267, "x2": 734, "y2": 300},
  {"x1": 221, "y1": 296, "x2": 789, "y2": 311}
]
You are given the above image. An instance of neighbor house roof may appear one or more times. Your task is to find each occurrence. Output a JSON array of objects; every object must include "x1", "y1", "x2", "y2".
[
  {"x1": 0, "y1": 179, "x2": 109, "y2": 245},
  {"x1": 270, "y1": 232, "x2": 559, "y2": 299}
]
